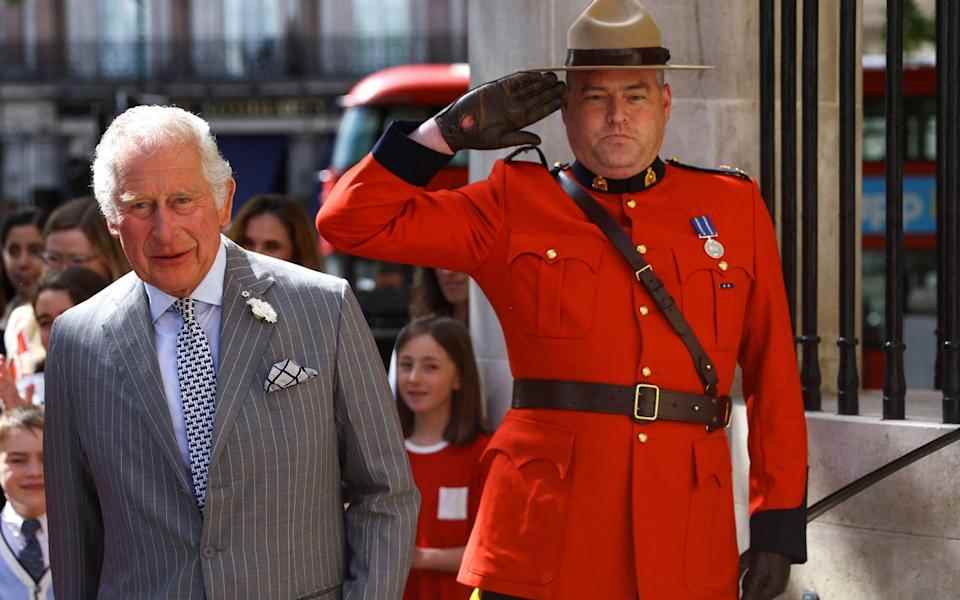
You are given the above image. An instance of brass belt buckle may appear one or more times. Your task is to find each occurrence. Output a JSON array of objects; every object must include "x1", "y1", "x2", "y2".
[{"x1": 634, "y1": 384, "x2": 660, "y2": 421}]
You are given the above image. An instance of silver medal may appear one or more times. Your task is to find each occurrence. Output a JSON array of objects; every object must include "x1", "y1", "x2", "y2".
[{"x1": 704, "y1": 237, "x2": 725, "y2": 259}]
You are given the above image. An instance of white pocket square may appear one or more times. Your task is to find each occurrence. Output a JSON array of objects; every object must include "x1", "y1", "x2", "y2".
[{"x1": 264, "y1": 359, "x2": 318, "y2": 393}]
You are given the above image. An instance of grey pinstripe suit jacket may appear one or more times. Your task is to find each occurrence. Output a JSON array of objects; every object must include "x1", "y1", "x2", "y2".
[{"x1": 44, "y1": 240, "x2": 418, "y2": 600}]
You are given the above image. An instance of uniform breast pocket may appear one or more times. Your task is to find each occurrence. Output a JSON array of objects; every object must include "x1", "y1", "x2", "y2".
[
  {"x1": 675, "y1": 249, "x2": 755, "y2": 351},
  {"x1": 507, "y1": 233, "x2": 603, "y2": 339}
]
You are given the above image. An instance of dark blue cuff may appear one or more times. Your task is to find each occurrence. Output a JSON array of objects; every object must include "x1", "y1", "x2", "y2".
[
  {"x1": 371, "y1": 120, "x2": 454, "y2": 187},
  {"x1": 749, "y1": 504, "x2": 808, "y2": 563}
]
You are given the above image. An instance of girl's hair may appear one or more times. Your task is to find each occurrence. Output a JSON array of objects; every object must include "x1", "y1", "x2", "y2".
[
  {"x1": 408, "y1": 267, "x2": 455, "y2": 320},
  {"x1": 394, "y1": 316, "x2": 484, "y2": 445},
  {"x1": 32, "y1": 266, "x2": 111, "y2": 310},
  {"x1": 226, "y1": 194, "x2": 324, "y2": 270},
  {"x1": 43, "y1": 196, "x2": 130, "y2": 281}
]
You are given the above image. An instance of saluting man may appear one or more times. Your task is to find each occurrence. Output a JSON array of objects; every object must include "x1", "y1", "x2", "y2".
[{"x1": 318, "y1": 1, "x2": 807, "y2": 599}]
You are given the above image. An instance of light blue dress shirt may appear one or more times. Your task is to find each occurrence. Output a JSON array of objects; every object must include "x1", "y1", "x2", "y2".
[{"x1": 144, "y1": 240, "x2": 226, "y2": 467}]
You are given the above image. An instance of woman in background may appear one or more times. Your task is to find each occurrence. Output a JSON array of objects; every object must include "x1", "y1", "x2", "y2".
[
  {"x1": 0, "y1": 209, "x2": 46, "y2": 371},
  {"x1": 227, "y1": 194, "x2": 323, "y2": 270}
]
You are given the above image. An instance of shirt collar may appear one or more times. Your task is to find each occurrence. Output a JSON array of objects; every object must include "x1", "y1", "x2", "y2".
[
  {"x1": 145, "y1": 237, "x2": 227, "y2": 323},
  {"x1": 1, "y1": 502, "x2": 46, "y2": 535},
  {"x1": 569, "y1": 156, "x2": 666, "y2": 194}
]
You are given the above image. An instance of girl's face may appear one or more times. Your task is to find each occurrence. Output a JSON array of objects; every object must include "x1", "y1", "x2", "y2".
[
  {"x1": 436, "y1": 269, "x2": 468, "y2": 306},
  {"x1": 2, "y1": 225, "x2": 44, "y2": 294},
  {"x1": 397, "y1": 333, "x2": 461, "y2": 417},
  {"x1": 35, "y1": 289, "x2": 74, "y2": 350}
]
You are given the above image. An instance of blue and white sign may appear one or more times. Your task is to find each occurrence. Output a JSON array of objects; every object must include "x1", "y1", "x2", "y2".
[{"x1": 862, "y1": 175, "x2": 936, "y2": 234}]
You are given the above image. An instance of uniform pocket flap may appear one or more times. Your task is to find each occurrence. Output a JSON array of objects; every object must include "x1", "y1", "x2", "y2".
[
  {"x1": 692, "y1": 433, "x2": 732, "y2": 488},
  {"x1": 508, "y1": 233, "x2": 604, "y2": 272},
  {"x1": 483, "y1": 417, "x2": 575, "y2": 479},
  {"x1": 674, "y1": 246, "x2": 755, "y2": 282}
]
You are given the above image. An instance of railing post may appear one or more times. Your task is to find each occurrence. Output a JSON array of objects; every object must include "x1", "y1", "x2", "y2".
[
  {"x1": 837, "y1": 0, "x2": 860, "y2": 415},
  {"x1": 759, "y1": 0, "x2": 776, "y2": 218},
  {"x1": 781, "y1": 0, "x2": 799, "y2": 332},
  {"x1": 800, "y1": 0, "x2": 821, "y2": 411},
  {"x1": 882, "y1": 0, "x2": 906, "y2": 420},
  {"x1": 941, "y1": 0, "x2": 960, "y2": 424}
]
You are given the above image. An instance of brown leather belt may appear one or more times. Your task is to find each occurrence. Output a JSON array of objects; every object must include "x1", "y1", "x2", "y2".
[{"x1": 512, "y1": 379, "x2": 732, "y2": 431}]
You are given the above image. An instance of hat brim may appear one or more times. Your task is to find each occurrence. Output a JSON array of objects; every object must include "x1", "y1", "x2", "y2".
[{"x1": 526, "y1": 65, "x2": 713, "y2": 72}]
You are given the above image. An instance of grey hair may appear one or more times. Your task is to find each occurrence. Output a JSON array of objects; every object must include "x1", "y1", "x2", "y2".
[{"x1": 91, "y1": 105, "x2": 233, "y2": 223}]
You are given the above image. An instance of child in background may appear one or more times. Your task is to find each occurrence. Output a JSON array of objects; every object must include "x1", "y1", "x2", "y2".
[
  {"x1": 0, "y1": 405, "x2": 53, "y2": 598},
  {"x1": 395, "y1": 317, "x2": 489, "y2": 600}
]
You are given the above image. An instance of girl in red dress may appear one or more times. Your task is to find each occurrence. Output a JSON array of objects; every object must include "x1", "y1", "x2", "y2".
[{"x1": 395, "y1": 317, "x2": 490, "y2": 600}]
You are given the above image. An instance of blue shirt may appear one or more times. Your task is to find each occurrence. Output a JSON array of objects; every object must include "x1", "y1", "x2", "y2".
[{"x1": 144, "y1": 240, "x2": 226, "y2": 467}]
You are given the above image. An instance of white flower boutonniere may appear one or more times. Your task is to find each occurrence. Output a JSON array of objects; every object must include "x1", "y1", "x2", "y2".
[{"x1": 246, "y1": 297, "x2": 278, "y2": 323}]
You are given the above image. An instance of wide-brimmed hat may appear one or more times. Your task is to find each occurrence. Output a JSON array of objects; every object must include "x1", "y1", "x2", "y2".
[{"x1": 530, "y1": 0, "x2": 711, "y2": 71}]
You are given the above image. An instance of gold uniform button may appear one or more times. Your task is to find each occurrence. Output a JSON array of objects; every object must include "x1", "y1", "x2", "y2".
[
  {"x1": 546, "y1": 249, "x2": 558, "y2": 260},
  {"x1": 718, "y1": 260, "x2": 729, "y2": 271},
  {"x1": 626, "y1": 199, "x2": 637, "y2": 209},
  {"x1": 639, "y1": 305, "x2": 650, "y2": 316},
  {"x1": 637, "y1": 432, "x2": 649, "y2": 443},
  {"x1": 636, "y1": 244, "x2": 647, "y2": 255},
  {"x1": 641, "y1": 366, "x2": 652, "y2": 377}
]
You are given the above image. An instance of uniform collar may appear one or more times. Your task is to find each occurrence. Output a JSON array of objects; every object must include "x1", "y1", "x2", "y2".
[{"x1": 570, "y1": 157, "x2": 666, "y2": 193}]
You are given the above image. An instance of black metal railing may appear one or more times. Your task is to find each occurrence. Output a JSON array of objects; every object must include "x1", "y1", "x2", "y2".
[
  {"x1": 765, "y1": 1, "x2": 958, "y2": 423},
  {"x1": 800, "y1": 0, "x2": 822, "y2": 411},
  {"x1": 0, "y1": 35, "x2": 467, "y2": 83},
  {"x1": 837, "y1": 0, "x2": 860, "y2": 415},
  {"x1": 940, "y1": 0, "x2": 960, "y2": 424}
]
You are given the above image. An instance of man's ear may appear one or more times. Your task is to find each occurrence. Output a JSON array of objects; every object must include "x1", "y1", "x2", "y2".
[
  {"x1": 662, "y1": 82, "x2": 673, "y2": 122},
  {"x1": 218, "y1": 178, "x2": 236, "y2": 229},
  {"x1": 106, "y1": 214, "x2": 120, "y2": 238}
]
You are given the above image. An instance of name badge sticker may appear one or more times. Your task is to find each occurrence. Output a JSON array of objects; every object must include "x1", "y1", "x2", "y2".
[{"x1": 437, "y1": 486, "x2": 468, "y2": 520}]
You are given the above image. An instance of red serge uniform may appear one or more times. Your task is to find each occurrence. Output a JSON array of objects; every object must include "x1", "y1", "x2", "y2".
[
  {"x1": 404, "y1": 434, "x2": 490, "y2": 600},
  {"x1": 318, "y1": 122, "x2": 808, "y2": 600}
]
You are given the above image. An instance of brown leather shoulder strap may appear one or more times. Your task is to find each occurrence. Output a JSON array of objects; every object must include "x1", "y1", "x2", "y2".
[{"x1": 553, "y1": 169, "x2": 719, "y2": 395}]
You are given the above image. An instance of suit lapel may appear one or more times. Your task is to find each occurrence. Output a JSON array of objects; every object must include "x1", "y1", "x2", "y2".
[
  {"x1": 209, "y1": 241, "x2": 276, "y2": 469},
  {"x1": 103, "y1": 277, "x2": 194, "y2": 497}
]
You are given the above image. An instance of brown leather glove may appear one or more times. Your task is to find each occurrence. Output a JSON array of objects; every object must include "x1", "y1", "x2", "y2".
[
  {"x1": 740, "y1": 550, "x2": 791, "y2": 600},
  {"x1": 434, "y1": 71, "x2": 566, "y2": 151}
]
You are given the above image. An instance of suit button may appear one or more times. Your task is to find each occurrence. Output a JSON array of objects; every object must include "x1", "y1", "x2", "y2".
[
  {"x1": 639, "y1": 305, "x2": 649, "y2": 316},
  {"x1": 202, "y1": 546, "x2": 217, "y2": 558},
  {"x1": 641, "y1": 366, "x2": 652, "y2": 377},
  {"x1": 637, "y1": 432, "x2": 649, "y2": 443},
  {"x1": 545, "y1": 248, "x2": 558, "y2": 261},
  {"x1": 626, "y1": 199, "x2": 637, "y2": 209},
  {"x1": 636, "y1": 244, "x2": 647, "y2": 254},
  {"x1": 718, "y1": 260, "x2": 729, "y2": 271}
]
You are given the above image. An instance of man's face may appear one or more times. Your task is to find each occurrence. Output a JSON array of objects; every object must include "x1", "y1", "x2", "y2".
[
  {"x1": 562, "y1": 69, "x2": 672, "y2": 179},
  {"x1": 108, "y1": 142, "x2": 234, "y2": 298},
  {"x1": 0, "y1": 427, "x2": 45, "y2": 519}
]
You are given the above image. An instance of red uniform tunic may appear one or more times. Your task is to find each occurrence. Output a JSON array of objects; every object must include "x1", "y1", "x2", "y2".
[
  {"x1": 404, "y1": 435, "x2": 490, "y2": 600},
  {"x1": 318, "y1": 122, "x2": 808, "y2": 600}
]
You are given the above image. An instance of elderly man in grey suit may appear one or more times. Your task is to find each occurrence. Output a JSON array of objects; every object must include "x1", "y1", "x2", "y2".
[{"x1": 43, "y1": 105, "x2": 418, "y2": 599}]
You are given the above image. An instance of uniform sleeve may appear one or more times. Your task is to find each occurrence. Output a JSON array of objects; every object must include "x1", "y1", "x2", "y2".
[
  {"x1": 316, "y1": 121, "x2": 507, "y2": 274},
  {"x1": 737, "y1": 183, "x2": 809, "y2": 563}
]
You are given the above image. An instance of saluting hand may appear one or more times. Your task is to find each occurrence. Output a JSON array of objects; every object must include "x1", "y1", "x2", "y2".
[
  {"x1": 434, "y1": 71, "x2": 567, "y2": 151},
  {"x1": 739, "y1": 550, "x2": 792, "y2": 600}
]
